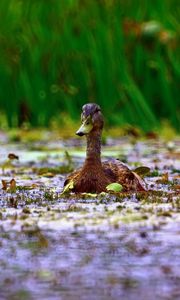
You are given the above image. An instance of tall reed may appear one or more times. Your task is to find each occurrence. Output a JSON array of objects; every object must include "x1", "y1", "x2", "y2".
[{"x1": 0, "y1": 0, "x2": 179, "y2": 130}]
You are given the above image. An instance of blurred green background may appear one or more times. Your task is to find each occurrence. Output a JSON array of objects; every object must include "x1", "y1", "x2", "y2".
[{"x1": 0, "y1": 0, "x2": 179, "y2": 131}]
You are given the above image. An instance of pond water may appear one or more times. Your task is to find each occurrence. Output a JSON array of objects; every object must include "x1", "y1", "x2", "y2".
[{"x1": 0, "y1": 133, "x2": 179, "y2": 300}]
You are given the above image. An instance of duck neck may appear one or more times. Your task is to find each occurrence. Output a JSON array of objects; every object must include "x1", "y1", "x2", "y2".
[{"x1": 84, "y1": 131, "x2": 102, "y2": 166}]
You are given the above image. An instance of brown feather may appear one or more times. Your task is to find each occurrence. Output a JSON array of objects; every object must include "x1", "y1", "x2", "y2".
[{"x1": 64, "y1": 159, "x2": 146, "y2": 193}]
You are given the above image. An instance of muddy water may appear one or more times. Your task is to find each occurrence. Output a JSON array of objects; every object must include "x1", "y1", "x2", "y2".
[{"x1": 0, "y1": 134, "x2": 179, "y2": 300}]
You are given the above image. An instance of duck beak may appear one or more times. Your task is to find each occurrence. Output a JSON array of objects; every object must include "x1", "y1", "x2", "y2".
[
  {"x1": 76, "y1": 125, "x2": 85, "y2": 136},
  {"x1": 76, "y1": 121, "x2": 93, "y2": 136}
]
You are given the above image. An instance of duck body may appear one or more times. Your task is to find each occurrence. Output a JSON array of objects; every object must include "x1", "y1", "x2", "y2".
[
  {"x1": 64, "y1": 159, "x2": 146, "y2": 193},
  {"x1": 64, "y1": 103, "x2": 146, "y2": 193}
]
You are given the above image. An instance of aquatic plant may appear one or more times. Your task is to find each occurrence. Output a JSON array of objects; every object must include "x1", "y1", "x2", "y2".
[{"x1": 0, "y1": 0, "x2": 179, "y2": 130}]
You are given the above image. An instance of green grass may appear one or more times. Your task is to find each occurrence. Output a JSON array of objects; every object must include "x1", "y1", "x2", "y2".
[{"x1": 0, "y1": 0, "x2": 179, "y2": 130}]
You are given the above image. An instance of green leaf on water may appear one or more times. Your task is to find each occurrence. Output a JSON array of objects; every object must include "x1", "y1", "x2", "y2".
[
  {"x1": 134, "y1": 166, "x2": 150, "y2": 177},
  {"x1": 62, "y1": 180, "x2": 74, "y2": 194},
  {"x1": 106, "y1": 183, "x2": 123, "y2": 192}
]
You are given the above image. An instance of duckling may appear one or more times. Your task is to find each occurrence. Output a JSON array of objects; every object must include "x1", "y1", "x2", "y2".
[{"x1": 64, "y1": 103, "x2": 146, "y2": 193}]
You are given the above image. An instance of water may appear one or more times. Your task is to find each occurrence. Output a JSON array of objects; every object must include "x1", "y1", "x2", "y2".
[{"x1": 0, "y1": 133, "x2": 179, "y2": 299}]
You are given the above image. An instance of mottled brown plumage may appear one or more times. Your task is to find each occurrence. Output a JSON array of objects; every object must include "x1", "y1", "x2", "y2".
[{"x1": 64, "y1": 103, "x2": 146, "y2": 193}]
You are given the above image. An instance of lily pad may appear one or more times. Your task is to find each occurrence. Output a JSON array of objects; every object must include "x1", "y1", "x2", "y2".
[{"x1": 106, "y1": 183, "x2": 123, "y2": 192}]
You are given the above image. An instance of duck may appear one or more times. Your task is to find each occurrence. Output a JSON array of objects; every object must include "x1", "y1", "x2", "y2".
[{"x1": 64, "y1": 103, "x2": 147, "y2": 193}]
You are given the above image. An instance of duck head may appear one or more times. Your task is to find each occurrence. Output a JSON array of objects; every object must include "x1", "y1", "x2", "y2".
[{"x1": 76, "y1": 103, "x2": 104, "y2": 136}]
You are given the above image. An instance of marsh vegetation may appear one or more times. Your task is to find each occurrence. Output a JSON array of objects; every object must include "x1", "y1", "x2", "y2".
[
  {"x1": 0, "y1": 0, "x2": 179, "y2": 129},
  {"x1": 0, "y1": 131, "x2": 179, "y2": 299}
]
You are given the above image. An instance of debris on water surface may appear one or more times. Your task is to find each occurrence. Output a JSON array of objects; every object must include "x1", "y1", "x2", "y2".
[
  {"x1": 0, "y1": 132, "x2": 179, "y2": 300},
  {"x1": 133, "y1": 166, "x2": 150, "y2": 176},
  {"x1": 8, "y1": 153, "x2": 19, "y2": 160}
]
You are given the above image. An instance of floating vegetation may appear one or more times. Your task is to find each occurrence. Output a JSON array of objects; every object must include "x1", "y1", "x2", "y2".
[
  {"x1": 0, "y1": 132, "x2": 179, "y2": 299},
  {"x1": 106, "y1": 183, "x2": 123, "y2": 193}
]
